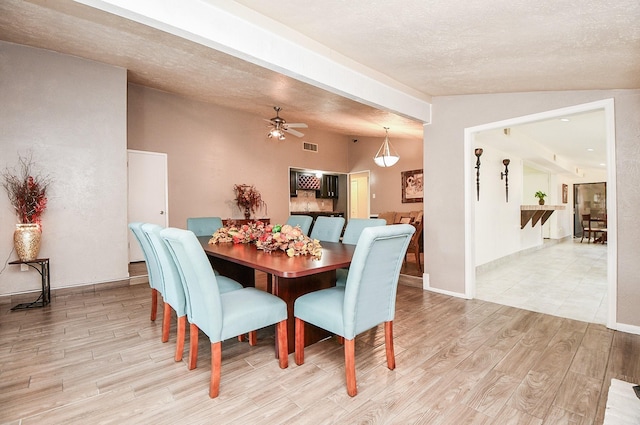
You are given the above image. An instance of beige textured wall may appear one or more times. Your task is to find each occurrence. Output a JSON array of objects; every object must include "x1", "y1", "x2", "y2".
[
  {"x1": 0, "y1": 41, "x2": 128, "y2": 296},
  {"x1": 348, "y1": 135, "x2": 424, "y2": 214},
  {"x1": 127, "y1": 84, "x2": 350, "y2": 228},
  {"x1": 424, "y1": 90, "x2": 640, "y2": 327}
]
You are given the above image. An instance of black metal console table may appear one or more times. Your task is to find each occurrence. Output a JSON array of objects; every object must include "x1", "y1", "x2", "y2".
[{"x1": 9, "y1": 258, "x2": 50, "y2": 310}]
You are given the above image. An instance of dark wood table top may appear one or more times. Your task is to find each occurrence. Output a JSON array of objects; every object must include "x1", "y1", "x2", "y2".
[{"x1": 199, "y1": 236, "x2": 354, "y2": 278}]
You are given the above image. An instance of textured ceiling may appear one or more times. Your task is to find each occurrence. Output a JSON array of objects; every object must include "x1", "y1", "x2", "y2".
[{"x1": 1, "y1": 0, "x2": 637, "y2": 166}]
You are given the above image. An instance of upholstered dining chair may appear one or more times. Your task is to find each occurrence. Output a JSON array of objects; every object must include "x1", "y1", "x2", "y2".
[
  {"x1": 285, "y1": 215, "x2": 313, "y2": 235},
  {"x1": 335, "y1": 218, "x2": 387, "y2": 287},
  {"x1": 186, "y1": 216, "x2": 224, "y2": 237},
  {"x1": 128, "y1": 222, "x2": 164, "y2": 322},
  {"x1": 294, "y1": 224, "x2": 415, "y2": 396},
  {"x1": 142, "y1": 224, "x2": 243, "y2": 361},
  {"x1": 309, "y1": 216, "x2": 345, "y2": 243},
  {"x1": 160, "y1": 227, "x2": 288, "y2": 398}
]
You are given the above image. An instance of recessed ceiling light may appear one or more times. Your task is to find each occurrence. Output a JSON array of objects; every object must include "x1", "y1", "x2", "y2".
[
  {"x1": 587, "y1": 148, "x2": 594, "y2": 152},
  {"x1": 560, "y1": 118, "x2": 570, "y2": 122},
  {"x1": 600, "y1": 163, "x2": 606, "y2": 166}
]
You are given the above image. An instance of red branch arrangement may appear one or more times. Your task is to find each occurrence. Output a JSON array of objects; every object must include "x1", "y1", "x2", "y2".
[
  {"x1": 233, "y1": 184, "x2": 266, "y2": 216},
  {"x1": 2, "y1": 154, "x2": 51, "y2": 226}
]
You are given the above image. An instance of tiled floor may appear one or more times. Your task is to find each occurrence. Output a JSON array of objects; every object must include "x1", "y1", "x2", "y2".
[{"x1": 476, "y1": 238, "x2": 608, "y2": 324}]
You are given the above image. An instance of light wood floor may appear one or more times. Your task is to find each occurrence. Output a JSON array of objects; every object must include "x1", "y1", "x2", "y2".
[{"x1": 1, "y1": 273, "x2": 638, "y2": 424}]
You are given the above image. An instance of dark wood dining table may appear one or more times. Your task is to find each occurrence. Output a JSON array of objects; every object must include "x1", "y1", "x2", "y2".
[{"x1": 198, "y1": 236, "x2": 355, "y2": 353}]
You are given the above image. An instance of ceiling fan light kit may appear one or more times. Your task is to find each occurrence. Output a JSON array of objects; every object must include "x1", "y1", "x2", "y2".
[
  {"x1": 373, "y1": 127, "x2": 400, "y2": 167},
  {"x1": 265, "y1": 106, "x2": 307, "y2": 140}
]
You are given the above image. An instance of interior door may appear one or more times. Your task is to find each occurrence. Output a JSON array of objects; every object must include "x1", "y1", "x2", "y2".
[
  {"x1": 127, "y1": 150, "x2": 168, "y2": 262},
  {"x1": 349, "y1": 172, "x2": 370, "y2": 219}
]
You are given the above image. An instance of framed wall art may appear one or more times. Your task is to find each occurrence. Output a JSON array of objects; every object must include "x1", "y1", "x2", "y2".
[
  {"x1": 401, "y1": 169, "x2": 423, "y2": 203},
  {"x1": 562, "y1": 183, "x2": 568, "y2": 204}
]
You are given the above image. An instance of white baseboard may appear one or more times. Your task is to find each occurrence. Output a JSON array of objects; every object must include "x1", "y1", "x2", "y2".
[
  {"x1": 612, "y1": 322, "x2": 640, "y2": 336},
  {"x1": 423, "y1": 276, "x2": 470, "y2": 299}
]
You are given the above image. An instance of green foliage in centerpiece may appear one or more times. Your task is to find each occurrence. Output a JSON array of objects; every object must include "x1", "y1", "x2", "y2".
[{"x1": 209, "y1": 221, "x2": 322, "y2": 258}]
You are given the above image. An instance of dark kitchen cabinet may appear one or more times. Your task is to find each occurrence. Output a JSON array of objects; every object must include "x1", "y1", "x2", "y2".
[
  {"x1": 289, "y1": 171, "x2": 298, "y2": 197},
  {"x1": 317, "y1": 174, "x2": 339, "y2": 199}
]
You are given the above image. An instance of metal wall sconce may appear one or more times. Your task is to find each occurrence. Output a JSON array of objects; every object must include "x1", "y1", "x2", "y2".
[
  {"x1": 500, "y1": 159, "x2": 510, "y2": 202},
  {"x1": 474, "y1": 148, "x2": 483, "y2": 200}
]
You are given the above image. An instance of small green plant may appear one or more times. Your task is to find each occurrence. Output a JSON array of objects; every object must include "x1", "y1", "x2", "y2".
[{"x1": 534, "y1": 191, "x2": 547, "y2": 200}]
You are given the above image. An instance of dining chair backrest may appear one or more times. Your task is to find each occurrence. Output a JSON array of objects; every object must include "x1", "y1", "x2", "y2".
[
  {"x1": 128, "y1": 222, "x2": 164, "y2": 295},
  {"x1": 343, "y1": 224, "x2": 415, "y2": 339},
  {"x1": 285, "y1": 215, "x2": 313, "y2": 235},
  {"x1": 309, "y1": 216, "x2": 345, "y2": 243},
  {"x1": 160, "y1": 227, "x2": 223, "y2": 339},
  {"x1": 341, "y1": 218, "x2": 387, "y2": 245},
  {"x1": 141, "y1": 223, "x2": 187, "y2": 317},
  {"x1": 186, "y1": 217, "x2": 224, "y2": 237}
]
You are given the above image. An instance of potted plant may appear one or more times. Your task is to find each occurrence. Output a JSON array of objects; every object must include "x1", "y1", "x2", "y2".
[
  {"x1": 534, "y1": 191, "x2": 547, "y2": 205},
  {"x1": 2, "y1": 154, "x2": 51, "y2": 261}
]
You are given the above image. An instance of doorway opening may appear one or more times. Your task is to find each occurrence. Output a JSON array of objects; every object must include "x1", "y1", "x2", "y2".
[{"x1": 464, "y1": 99, "x2": 617, "y2": 328}]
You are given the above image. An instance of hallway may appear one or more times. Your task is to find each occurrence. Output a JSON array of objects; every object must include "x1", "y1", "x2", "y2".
[{"x1": 476, "y1": 239, "x2": 608, "y2": 324}]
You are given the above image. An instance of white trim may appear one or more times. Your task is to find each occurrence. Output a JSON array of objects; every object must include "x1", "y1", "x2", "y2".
[
  {"x1": 612, "y1": 322, "x2": 640, "y2": 336},
  {"x1": 463, "y1": 99, "x2": 617, "y2": 327},
  {"x1": 423, "y1": 279, "x2": 471, "y2": 299}
]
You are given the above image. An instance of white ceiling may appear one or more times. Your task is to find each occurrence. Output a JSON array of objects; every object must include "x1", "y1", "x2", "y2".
[{"x1": 1, "y1": 0, "x2": 638, "y2": 167}]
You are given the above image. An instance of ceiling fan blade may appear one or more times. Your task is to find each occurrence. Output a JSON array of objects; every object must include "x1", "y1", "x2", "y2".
[
  {"x1": 284, "y1": 128, "x2": 305, "y2": 137},
  {"x1": 286, "y1": 123, "x2": 308, "y2": 128}
]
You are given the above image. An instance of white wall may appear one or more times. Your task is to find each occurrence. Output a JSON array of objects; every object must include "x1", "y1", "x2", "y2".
[{"x1": 0, "y1": 41, "x2": 128, "y2": 295}]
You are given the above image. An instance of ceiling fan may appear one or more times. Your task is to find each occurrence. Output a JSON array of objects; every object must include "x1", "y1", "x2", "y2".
[{"x1": 265, "y1": 106, "x2": 307, "y2": 140}]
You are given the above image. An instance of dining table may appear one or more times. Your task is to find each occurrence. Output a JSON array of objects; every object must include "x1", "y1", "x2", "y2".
[{"x1": 198, "y1": 236, "x2": 355, "y2": 353}]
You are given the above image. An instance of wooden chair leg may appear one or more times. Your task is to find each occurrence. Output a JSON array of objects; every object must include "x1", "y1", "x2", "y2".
[
  {"x1": 209, "y1": 341, "x2": 221, "y2": 398},
  {"x1": 248, "y1": 331, "x2": 257, "y2": 346},
  {"x1": 385, "y1": 321, "x2": 396, "y2": 370},
  {"x1": 150, "y1": 288, "x2": 158, "y2": 321},
  {"x1": 277, "y1": 320, "x2": 288, "y2": 369},
  {"x1": 266, "y1": 273, "x2": 273, "y2": 294},
  {"x1": 295, "y1": 317, "x2": 305, "y2": 365},
  {"x1": 175, "y1": 315, "x2": 186, "y2": 362},
  {"x1": 345, "y1": 338, "x2": 357, "y2": 397},
  {"x1": 415, "y1": 247, "x2": 422, "y2": 273},
  {"x1": 337, "y1": 335, "x2": 344, "y2": 345},
  {"x1": 162, "y1": 303, "x2": 171, "y2": 343},
  {"x1": 188, "y1": 323, "x2": 199, "y2": 370}
]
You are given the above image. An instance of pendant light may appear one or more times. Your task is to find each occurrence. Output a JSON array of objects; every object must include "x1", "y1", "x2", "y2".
[{"x1": 373, "y1": 127, "x2": 399, "y2": 167}]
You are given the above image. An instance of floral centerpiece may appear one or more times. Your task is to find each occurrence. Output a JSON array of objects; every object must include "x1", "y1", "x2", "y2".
[
  {"x1": 234, "y1": 184, "x2": 266, "y2": 220},
  {"x1": 210, "y1": 221, "x2": 322, "y2": 258},
  {"x1": 2, "y1": 154, "x2": 50, "y2": 226}
]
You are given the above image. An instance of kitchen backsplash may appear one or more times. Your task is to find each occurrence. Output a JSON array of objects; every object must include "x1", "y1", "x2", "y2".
[{"x1": 290, "y1": 190, "x2": 334, "y2": 212}]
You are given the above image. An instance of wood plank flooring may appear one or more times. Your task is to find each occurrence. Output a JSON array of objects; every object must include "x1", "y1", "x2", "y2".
[{"x1": 1, "y1": 273, "x2": 638, "y2": 424}]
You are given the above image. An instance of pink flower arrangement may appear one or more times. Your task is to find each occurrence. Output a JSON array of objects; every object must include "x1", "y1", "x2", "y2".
[
  {"x1": 2, "y1": 154, "x2": 51, "y2": 226},
  {"x1": 209, "y1": 221, "x2": 322, "y2": 258}
]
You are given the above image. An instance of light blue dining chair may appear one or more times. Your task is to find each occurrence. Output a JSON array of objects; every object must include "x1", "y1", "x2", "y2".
[
  {"x1": 142, "y1": 223, "x2": 243, "y2": 362},
  {"x1": 294, "y1": 224, "x2": 415, "y2": 396},
  {"x1": 160, "y1": 227, "x2": 289, "y2": 398},
  {"x1": 128, "y1": 222, "x2": 164, "y2": 323},
  {"x1": 309, "y1": 216, "x2": 345, "y2": 242},
  {"x1": 335, "y1": 218, "x2": 387, "y2": 287},
  {"x1": 186, "y1": 216, "x2": 224, "y2": 237},
  {"x1": 285, "y1": 215, "x2": 313, "y2": 235}
]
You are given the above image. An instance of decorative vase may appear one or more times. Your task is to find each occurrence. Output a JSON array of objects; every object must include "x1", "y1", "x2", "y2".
[
  {"x1": 244, "y1": 207, "x2": 251, "y2": 220},
  {"x1": 14, "y1": 223, "x2": 42, "y2": 262},
  {"x1": 538, "y1": 199, "x2": 545, "y2": 205}
]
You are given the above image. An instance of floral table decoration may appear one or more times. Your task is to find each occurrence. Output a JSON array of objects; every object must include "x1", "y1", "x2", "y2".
[{"x1": 209, "y1": 221, "x2": 322, "y2": 258}]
